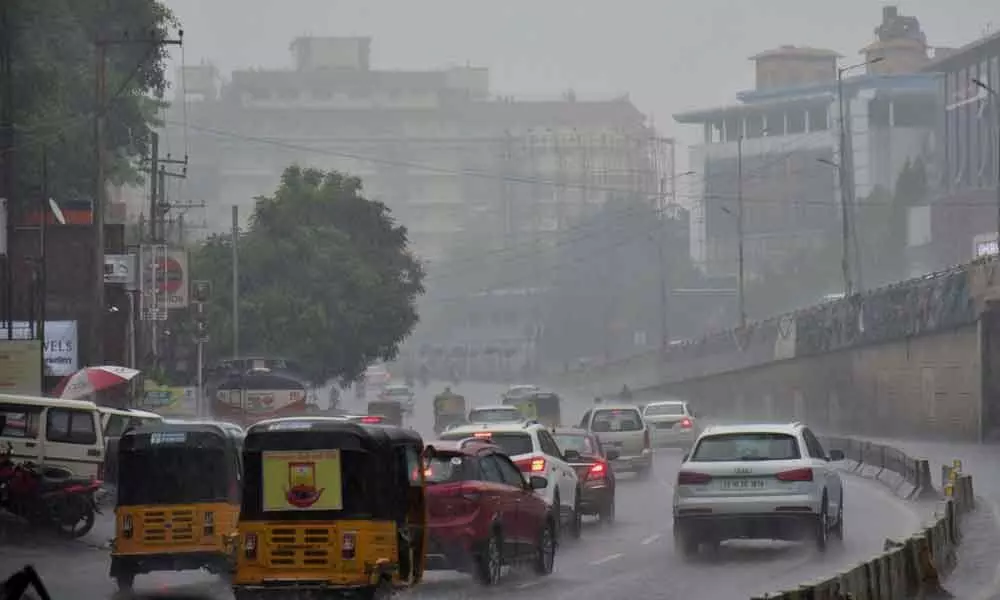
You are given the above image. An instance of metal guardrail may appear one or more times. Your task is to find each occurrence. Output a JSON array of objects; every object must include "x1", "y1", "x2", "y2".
[{"x1": 753, "y1": 437, "x2": 976, "y2": 600}]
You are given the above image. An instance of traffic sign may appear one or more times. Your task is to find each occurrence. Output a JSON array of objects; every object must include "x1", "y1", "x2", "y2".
[{"x1": 157, "y1": 256, "x2": 185, "y2": 294}]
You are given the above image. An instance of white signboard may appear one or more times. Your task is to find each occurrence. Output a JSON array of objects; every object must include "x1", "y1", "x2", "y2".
[
  {"x1": 139, "y1": 245, "x2": 189, "y2": 312},
  {"x1": 104, "y1": 253, "x2": 138, "y2": 288},
  {"x1": 11, "y1": 320, "x2": 79, "y2": 376}
]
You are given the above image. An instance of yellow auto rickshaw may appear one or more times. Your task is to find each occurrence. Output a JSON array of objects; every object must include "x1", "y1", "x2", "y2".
[
  {"x1": 367, "y1": 399, "x2": 404, "y2": 426},
  {"x1": 433, "y1": 393, "x2": 466, "y2": 434},
  {"x1": 504, "y1": 391, "x2": 562, "y2": 428},
  {"x1": 110, "y1": 422, "x2": 244, "y2": 592},
  {"x1": 231, "y1": 417, "x2": 427, "y2": 600}
]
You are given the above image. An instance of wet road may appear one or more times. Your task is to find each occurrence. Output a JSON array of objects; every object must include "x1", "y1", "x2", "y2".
[{"x1": 0, "y1": 380, "x2": 923, "y2": 599}]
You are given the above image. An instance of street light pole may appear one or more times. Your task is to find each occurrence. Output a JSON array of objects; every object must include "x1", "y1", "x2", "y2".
[
  {"x1": 972, "y1": 79, "x2": 1000, "y2": 252},
  {"x1": 836, "y1": 67, "x2": 854, "y2": 298},
  {"x1": 656, "y1": 169, "x2": 696, "y2": 354},
  {"x1": 737, "y1": 136, "x2": 746, "y2": 328}
]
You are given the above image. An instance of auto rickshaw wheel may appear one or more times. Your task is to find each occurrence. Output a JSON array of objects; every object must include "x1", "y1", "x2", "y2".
[{"x1": 114, "y1": 573, "x2": 135, "y2": 593}]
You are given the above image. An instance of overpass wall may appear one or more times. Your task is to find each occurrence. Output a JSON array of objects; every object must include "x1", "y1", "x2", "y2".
[{"x1": 550, "y1": 256, "x2": 1000, "y2": 441}]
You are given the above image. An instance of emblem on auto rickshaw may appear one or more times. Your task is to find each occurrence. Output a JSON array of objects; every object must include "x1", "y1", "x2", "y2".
[{"x1": 286, "y1": 461, "x2": 326, "y2": 508}]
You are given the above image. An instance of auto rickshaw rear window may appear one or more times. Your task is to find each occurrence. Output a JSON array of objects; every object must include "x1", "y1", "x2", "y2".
[{"x1": 118, "y1": 446, "x2": 231, "y2": 505}]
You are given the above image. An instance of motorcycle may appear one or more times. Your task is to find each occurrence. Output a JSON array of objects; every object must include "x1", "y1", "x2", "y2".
[{"x1": 0, "y1": 443, "x2": 102, "y2": 538}]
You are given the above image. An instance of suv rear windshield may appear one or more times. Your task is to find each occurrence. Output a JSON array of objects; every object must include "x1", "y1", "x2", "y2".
[
  {"x1": 553, "y1": 434, "x2": 597, "y2": 456},
  {"x1": 691, "y1": 432, "x2": 801, "y2": 462},
  {"x1": 468, "y1": 408, "x2": 521, "y2": 423},
  {"x1": 424, "y1": 454, "x2": 468, "y2": 484},
  {"x1": 644, "y1": 403, "x2": 685, "y2": 417},
  {"x1": 440, "y1": 432, "x2": 534, "y2": 457},
  {"x1": 592, "y1": 409, "x2": 643, "y2": 432}
]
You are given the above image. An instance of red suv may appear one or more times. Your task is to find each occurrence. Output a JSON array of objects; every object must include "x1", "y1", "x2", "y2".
[{"x1": 423, "y1": 438, "x2": 557, "y2": 585}]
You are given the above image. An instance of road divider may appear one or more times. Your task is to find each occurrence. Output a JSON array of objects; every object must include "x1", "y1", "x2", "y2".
[{"x1": 752, "y1": 436, "x2": 975, "y2": 600}]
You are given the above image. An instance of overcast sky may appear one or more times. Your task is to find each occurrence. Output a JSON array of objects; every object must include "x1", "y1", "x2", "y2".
[{"x1": 162, "y1": 0, "x2": 997, "y2": 146}]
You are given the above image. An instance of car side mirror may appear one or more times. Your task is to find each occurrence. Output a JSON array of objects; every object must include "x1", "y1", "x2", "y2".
[
  {"x1": 604, "y1": 449, "x2": 620, "y2": 461},
  {"x1": 828, "y1": 449, "x2": 845, "y2": 461},
  {"x1": 529, "y1": 475, "x2": 548, "y2": 490},
  {"x1": 563, "y1": 449, "x2": 582, "y2": 461}
]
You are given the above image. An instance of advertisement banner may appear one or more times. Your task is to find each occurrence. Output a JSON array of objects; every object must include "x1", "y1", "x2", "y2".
[
  {"x1": 141, "y1": 383, "x2": 197, "y2": 416},
  {"x1": 10, "y1": 321, "x2": 77, "y2": 376},
  {"x1": 262, "y1": 449, "x2": 343, "y2": 512},
  {"x1": 0, "y1": 340, "x2": 42, "y2": 395}
]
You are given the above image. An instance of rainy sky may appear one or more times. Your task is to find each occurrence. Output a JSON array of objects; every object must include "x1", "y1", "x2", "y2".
[{"x1": 162, "y1": 0, "x2": 997, "y2": 144}]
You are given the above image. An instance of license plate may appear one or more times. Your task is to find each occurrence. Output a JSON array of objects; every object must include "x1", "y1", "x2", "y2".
[
  {"x1": 722, "y1": 478, "x2": 767, "y2": 490},
  {"x1": 608, "y1": 441, "x2": 623, "y2": 447}
]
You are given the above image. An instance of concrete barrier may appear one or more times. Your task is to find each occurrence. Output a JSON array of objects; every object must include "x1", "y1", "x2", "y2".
[{"x1": 750, "y1": 438, "x2": 975, "y2": 600}]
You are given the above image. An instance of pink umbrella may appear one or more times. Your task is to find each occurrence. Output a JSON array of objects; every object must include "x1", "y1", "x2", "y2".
[{"x1": 57, "y1": 366, "x2": 141, "y2": 400}]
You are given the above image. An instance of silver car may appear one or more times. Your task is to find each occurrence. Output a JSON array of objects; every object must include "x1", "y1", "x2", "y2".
[
  {"x1": 642, "y1": 400, "x2": 700, "y2": 448},
  {"x1": 578, "y1": 404, "x2": 653, "y2": 479}
]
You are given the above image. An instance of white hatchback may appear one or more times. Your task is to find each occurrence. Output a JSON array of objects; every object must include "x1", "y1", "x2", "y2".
[{"x1": 672, "y1": 422, "x2": 845, "y2": 558}]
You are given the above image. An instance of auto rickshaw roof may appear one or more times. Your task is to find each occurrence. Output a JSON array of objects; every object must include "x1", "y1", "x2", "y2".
[
  {"x1": 244, "y1": 417, "x2": 422, "y2": 452},
  {"x1": 118, "y1": 421, "x2": 239, "y2": 451}
]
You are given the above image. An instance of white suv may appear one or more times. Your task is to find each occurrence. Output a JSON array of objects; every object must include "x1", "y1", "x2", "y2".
[
  {"x1": 672, "y1": 422, "x2": 845, "y2": 558},
  {"x1": 439, "y1": 422, "x2": 582, "y2": 539}
]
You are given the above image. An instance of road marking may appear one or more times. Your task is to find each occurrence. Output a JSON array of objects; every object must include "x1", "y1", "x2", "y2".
[
  {"x1": 590, "y1": 552, "x2": 624, "y2": 565},
  {"x1": 517, "y1": 581, "x2": 543, "y2": 589},
  {"x1": 640, "y1": 533, "x2": 661, "y2": 545}
]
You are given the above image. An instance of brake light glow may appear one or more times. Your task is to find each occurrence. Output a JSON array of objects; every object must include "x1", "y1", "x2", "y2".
[
  {"x1": 588, "y1": 462, "x2": 606, "y2": 479},
  {"x1": 677, "y1": 471, "x2": 712, "y2": 485},
  {"x1": 530, "y1": 458, "x2": 546, "y2": 472},
  {"x1": 244, "y1": 533, "x2": 258, "y2": 559},
  {"x1": 342, "y1": 532, "x2": 357, "y2": 560},
  {"x1": 473, "y1": 432, "x2": 492, "y2": 438},
  {"x1": 776, "y1": 468, "x2": 813, "y2": 482},
  {"x1": 680, "y1": 418, "x2": 692, "y2": 429},
  {"x1": 360, "y1": 416, "x2": 383, "y2": 424}
]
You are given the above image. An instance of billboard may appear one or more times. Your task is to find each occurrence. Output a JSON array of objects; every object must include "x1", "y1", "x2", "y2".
[
  {"x1": 0, "y1": 341, "x2": 43, "y2": 395},
  {"x1": 10, "y1": 320, "x2": 78, "y2": 376},
  {"x1": 139, "y1": 246, "x2": 189, "y2": 317},
  {"x1": 262, "y1": 449, "x2": 343, "y2": 511}
]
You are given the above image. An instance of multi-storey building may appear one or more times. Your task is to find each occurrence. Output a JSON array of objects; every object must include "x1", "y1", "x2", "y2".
[
  {"x1": 675, "y1": 6, "x2": 940, "y2": 289},
  {"x1": 908, "y1": 30, "x2": 1000, "y2": 271},
  {"x1": 162, "y1": 37, "x2": 659, "y2": 375}
]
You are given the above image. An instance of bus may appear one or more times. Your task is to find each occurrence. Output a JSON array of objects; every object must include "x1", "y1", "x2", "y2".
[{"x1": 208, "y1": 365, "x2": 310, "y2": 428}]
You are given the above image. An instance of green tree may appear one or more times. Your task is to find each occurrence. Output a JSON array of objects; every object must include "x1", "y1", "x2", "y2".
[
  {"x1": 745, "y1": 230, "x2": 843, "y2": 319},
  {"x1": 3, "y1": 0, "x2": 176, "y2": 205},
  {"x1": 191, "y1": 166, "x2": 425, "y2": 384},
  {"x1": 858, "y1": 158, "x2": 928, "y2": 286}
]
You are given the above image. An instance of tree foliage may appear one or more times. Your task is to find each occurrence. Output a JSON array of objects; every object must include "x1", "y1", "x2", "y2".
[
  {"x1": 538, "y1": 197, "x2": 697, "y2": 363},
  {"x1": 3, "y1": 0, "x2": 176, "y2": 206},
  {"x1": 191, "y1": 166, "x2": 425, "y2": 384},
  {"x1": 858, "y1": 158, "x2": 928, "y2": 286}
]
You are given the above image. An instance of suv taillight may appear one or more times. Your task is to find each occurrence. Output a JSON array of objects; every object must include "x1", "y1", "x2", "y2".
[
  {"x1": 680, "y1": 418, "x2": 692, "y2": 429},
  {"x1": 515, "y1": 457, "x2": 547, "y2": 473},
  {"x1": 677, "y1": 471, "x2": 712, "y2": 485},
  {"x1": 776, "y1": 468, "x2": 813, "y2": 482},
  {"x1": 588, "y1": 462, "x2": 607, "y2": 480}
]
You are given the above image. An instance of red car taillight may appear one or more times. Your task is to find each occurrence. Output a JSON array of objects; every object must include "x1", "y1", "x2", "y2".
[
  {"x1": 776, "y1": 468, "x2": 813, "y2": 482},
  {"x1": 679, "y1": 418, "x2": 692, "y2": 429},
  {"x1": 360, "y1": 416, "x2": 383, "y2": 424},
  {"x1": 677, "y1": 471, "x2": 712, "y2": 485}
]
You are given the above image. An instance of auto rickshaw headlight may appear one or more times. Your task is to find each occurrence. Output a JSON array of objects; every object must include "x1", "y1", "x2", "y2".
[
  {"x1": 342, "y1": 531, "x2": 357, "y2": 560},
  {"x1": 203, "y1": 511, "x2": 214, "y2": 536},
  {"x1": 122, "y1": 515, "x2": 133, "y2": 539},
  {"x1": 244, "y1": 533, "x2": 258, "y2": 560}
]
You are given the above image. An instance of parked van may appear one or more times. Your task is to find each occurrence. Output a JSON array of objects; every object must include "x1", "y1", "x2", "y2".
[
  {"x1": 0, "y1": 394, "x2": 106, "y2": 479},
  {"x1": 98, "y1": 407, "x2": 163, "y2": 438}
]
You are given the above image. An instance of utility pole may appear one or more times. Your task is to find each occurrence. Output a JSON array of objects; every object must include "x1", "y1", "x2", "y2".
[
  {"x1": 39, "y1": 146, "x2": 48, "y2": 382},
  {"x1": 2, "y1": 1, "x2": 14, "y2": 341},
  {"x1": 148, "y1": 132, "x2": 159, "y2": 241},
  {"x1": 657, "y1": 175, "x2": 670, "y2": 355},
  {"x1": 736, "y1": 136, "x2": 746, "y2": 329},
  {"x1": 93, "y1": 31, "x2": 182, "y2": 366},
  {"x1": 232, "y1": 205, "x2": 239, "y2": 360}
]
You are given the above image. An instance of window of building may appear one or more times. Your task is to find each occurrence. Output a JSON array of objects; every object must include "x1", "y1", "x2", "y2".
[
  {"x1": 786, "y1": 109, "x2": 806, "y2": 134},
  {"x1": 807, "y1": 106, "x2": 828, "y2": 131}
]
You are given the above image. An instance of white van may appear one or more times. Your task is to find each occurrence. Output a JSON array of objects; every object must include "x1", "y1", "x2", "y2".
[
  {"x1": 0, "y1": 394, "x2": 106, "y2": 479},
  {"x1": 98, "y1": 407, "x2": 163, "y2": 438}
]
